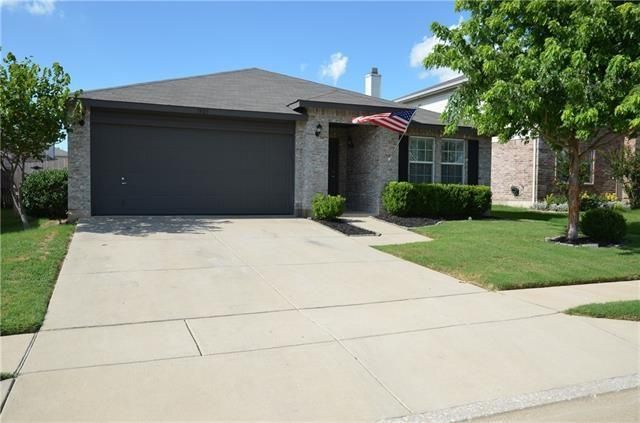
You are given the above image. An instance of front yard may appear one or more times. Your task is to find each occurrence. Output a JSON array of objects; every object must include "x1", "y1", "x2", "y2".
[
  {"x1": 1, "y1": 209, "x2": 75, "y2": 335},
  {"x1": 377, "y1": 206, "x2": 640, "y2": 290},
  {"x1": 566, "y1": 300, "x2": 640, "y2": 321}
]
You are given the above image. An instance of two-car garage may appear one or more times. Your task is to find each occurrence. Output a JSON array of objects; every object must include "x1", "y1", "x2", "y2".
[{"x1": 90, "y1": 109, "x2": 295, "y2": 215}]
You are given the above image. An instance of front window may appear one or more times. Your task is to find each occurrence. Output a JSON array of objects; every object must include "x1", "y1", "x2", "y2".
[
  {"x1": 441, "y1": 139, "x2": 465, "y2": 184},
  {"x1": 409, "y1": 137, "x2": 434, "y2": 183},
  {"x1": 555, "y1": 150, "x2": 595, "y2": 185}
]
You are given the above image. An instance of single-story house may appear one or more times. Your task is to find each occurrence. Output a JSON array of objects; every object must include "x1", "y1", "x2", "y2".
[
  {"x1": 69, "y1": 68, "x2": 490, "y2": 218},
  {"x1": 396, "y1": 76, "x2": 637, "y2": 206}
]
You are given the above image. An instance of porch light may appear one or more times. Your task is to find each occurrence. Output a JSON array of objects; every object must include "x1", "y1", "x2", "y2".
[{"x1": 315, "y1": 124, "x2": 322, "y2": 137}]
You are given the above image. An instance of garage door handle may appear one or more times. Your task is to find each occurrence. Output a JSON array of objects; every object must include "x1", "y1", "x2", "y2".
[{"x1": 121, "y1": 177, "x2": 127, "y2": 185}]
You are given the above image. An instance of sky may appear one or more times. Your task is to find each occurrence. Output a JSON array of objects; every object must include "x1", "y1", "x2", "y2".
[{"x1": 1, "y1": 0, "x2": 464, "y2": 149}]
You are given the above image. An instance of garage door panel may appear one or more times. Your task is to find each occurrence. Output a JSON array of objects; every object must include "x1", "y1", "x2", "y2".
[{"x1": 91, "y1": 112, "x2": 294, "y2": 215}]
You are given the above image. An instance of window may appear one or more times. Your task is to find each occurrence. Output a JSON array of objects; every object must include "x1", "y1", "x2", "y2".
[
  {"x1": 408, "y1": 137, "x2": 434, "y2": 183},
  {"x1": 555, "y1": 150, "x2": 595, "y2": 185},
  {"x1": 441, "y1": 139, "x2": 465, "y2": 184}
]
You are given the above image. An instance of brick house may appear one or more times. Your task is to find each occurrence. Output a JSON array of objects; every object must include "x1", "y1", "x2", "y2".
[
  {"x1": 68, "y1": 68, "x2": 490, "y2": 218},
  {"x1": 396, "y1": 77, "x2": 636, "y2": 206}
]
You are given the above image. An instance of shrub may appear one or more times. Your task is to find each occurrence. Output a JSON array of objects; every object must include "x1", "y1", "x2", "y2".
[
  {"x1": 581, "y1": 208, "x2": 627, "y2": 244},
  {"x1": 21, "y1": 169, "x2": 68, "y2": 219},
  {"x1": 381, "y1": 181, "x2": 414, "y2": 216},
  {"x1": 580, "y1": 192, "x2": 604, "y2": 211},
  {"x1": 382, "y1": 182, "x2": 492, "y2": 219},
  {"x1": 311, "y1": 193, "x2": 345, "y2": 220}
]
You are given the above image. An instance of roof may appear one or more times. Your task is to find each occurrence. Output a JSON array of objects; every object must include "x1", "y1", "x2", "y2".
[
  {"x1": 81, "y1": 68, "x2": 451, "y2": 127},
  {"x1": 54, "y1": 148, "x2": 68, "y2": 157},
  {"x1": 395, "y1": 75, "x2": 467, "y2": 103}
]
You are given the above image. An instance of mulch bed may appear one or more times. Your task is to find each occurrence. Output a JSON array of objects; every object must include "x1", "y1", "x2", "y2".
[
  {"x1": 316, "y1": 218, "x2": 378, "y2": 236},
  {"x1": 375, "y1": 214, "x2": 440, "y2": 228},
  {"x1": 545, "y1": 235, "x2": 617, "y2": 248}
]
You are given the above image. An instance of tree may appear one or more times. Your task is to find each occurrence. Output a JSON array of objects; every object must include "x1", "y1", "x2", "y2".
[
  {"x1": 608, "y1": 145, "x2": 640, "y2": 208},
  {"x1": 424, "y1": 0, "x2": 640, "y2": 241},
  {"x1": 0, "y1": 52, "x2": 81, "y2": 228}
]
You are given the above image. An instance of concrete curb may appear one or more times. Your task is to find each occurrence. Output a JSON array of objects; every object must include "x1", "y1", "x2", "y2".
[{"x1": 386, "y1": 373, "x2": 640, "y2": 423}]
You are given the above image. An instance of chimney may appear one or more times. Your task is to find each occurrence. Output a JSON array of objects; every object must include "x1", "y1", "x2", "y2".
[{"x1": 365, "y1": 67, "x2": 381, "y2": 97}]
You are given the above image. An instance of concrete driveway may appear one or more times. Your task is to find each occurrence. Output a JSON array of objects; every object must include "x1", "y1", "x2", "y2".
[{"x1": 2, "y1": 217, "x2": 639, "y2": 421}]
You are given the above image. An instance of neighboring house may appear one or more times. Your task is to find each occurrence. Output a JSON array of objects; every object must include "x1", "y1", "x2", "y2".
[
  {"x1": 24, "y1": 147, "x2": 69, "y2": 175},
  {"x1": 397, "y1": 77, "x2": 635, "y2": 206},
  {"x1": 69, "y1": 68, "x2": 491, "y2": 218}
]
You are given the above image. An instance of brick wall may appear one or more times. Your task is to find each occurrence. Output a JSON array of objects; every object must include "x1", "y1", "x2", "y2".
[
  {"x1": 407, "y1": 126, "x2": 492, "y2": 187},
  {"x1": 68, "y1": 106, "x2": 92, "y2": 220},
  {"x1": 491, "y1": 138, "x2": 535, "y2": 205}
]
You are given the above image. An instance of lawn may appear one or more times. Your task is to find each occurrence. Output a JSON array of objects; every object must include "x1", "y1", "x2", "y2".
[
  {"x1": 1, "y1": 209, "x2": 75, "y2": 335},
  {"x1": 376, "y1": 206, "x2": 640, "y2": 290},
  {"x1": 566, "y1": 300, "x2": 640, "y2": 321}
]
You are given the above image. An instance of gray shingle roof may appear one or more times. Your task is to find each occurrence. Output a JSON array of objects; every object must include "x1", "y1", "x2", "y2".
[{"x1": 82, "y1": 68, "x2": 449, "y2": 127}]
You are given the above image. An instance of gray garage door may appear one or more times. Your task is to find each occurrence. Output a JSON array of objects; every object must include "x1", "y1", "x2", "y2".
[{"x1": 91, "y1": 109, "x2": 295, "y2": 215}]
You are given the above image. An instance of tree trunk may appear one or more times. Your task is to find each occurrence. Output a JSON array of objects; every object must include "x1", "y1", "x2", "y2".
[
  {"x1": 566, "y1": 139, "x2": 581, "y2": 242},
  {"x1": 10, "y1": 160, "x2": 29, "y2": 229}
]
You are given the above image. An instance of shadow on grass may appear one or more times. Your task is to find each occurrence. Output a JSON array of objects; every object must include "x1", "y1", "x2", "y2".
[
  {"x1": 1, "y1": 209, "x2": 42, "y2": 234},
  {"x1": 489, "y1": 208, "x2": 562, "y2": 222}
]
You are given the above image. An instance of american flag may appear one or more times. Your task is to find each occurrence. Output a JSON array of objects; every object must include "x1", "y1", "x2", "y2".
[{"x1": 352, "y1": 109, "x2": 416, "y2": 133}]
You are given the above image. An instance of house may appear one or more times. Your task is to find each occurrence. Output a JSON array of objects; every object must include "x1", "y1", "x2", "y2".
[
  {"x1": 68, "y1": 68, "x2": 491, "y2": 218},
  {"x1": 396, "y1": 77, "x2": 634, "y2": 206}
]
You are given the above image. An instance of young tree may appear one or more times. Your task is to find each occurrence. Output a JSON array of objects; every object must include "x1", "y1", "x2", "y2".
[
  {"x1": 608, "y1": 145, "x2": 640, "y2": 208},
  {"x1": 424, "y1": 0, "x2": 640, "y2": 241},
  {"x1": 0, "y1": 52, "x2": 81, "y2": 228}
]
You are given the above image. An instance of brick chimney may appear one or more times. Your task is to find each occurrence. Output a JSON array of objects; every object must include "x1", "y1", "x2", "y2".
[{"x1": 365, "y1": 67, "x2": 381, "y2": 97}]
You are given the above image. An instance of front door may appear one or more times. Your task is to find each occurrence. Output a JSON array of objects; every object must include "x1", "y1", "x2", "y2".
[{"x1": 328, "y1": 138, "x2": 339, "y2": 196}]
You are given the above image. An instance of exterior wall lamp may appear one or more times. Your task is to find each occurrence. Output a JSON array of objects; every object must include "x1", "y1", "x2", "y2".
[{"x1": 315, "y1": 124, "x2": 322, "y2": 137}]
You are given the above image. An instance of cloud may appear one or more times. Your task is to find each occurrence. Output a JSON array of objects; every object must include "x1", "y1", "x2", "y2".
[
  {"x1": 410, "y1": 18, "x2": 463, "y2": 83},
  {"x1": 320, "y1": 52, "x2": 348, "y2": 85},
  {"x1": 1, "y1": 0, "x2": 56, "y2": 15},
  {"x1": 299, "y1": 63, "x2": 308, "y2": 73},
  {"x1": 26, "y1": 0, "x2": 55, "y2": 15}
]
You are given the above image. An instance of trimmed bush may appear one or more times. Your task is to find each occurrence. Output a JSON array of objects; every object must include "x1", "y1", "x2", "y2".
[
  {"x1": 382, "y1": 181, "x2": 492, "y2": 219},
  {"x1": 21, "y1": 169, "x2": 68, "y2": 219},
  {"x1": 581, "y1": 208, "x2": 627, "y2": 244},
  {"x1": 311, "y1": 193, "x2": 346, "y2": 220}
]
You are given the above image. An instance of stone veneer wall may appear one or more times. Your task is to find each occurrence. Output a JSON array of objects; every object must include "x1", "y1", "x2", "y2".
[
  {"x1": 294, "y1": 107, "x2": 397, "y2": 216},
  {"x1": 68, "y1": 106, "x2": 92, "y2": 220},
  {"x1": 345, "y1": 126, "x2": 398, "y2": 213}
]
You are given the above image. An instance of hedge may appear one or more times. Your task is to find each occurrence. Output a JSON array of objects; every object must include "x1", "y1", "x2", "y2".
[
  {"x1": 382, "y1": 181, "x2": 492, "y2": 218},
  {"x1": 21, "y1": 169, "x2": 68, "y2": 219}
]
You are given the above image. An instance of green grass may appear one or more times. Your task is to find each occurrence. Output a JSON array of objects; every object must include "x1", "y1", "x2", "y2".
[
  {"x1": 376, "y1": 206, "x2": 640, "y2": 290},
  {"x1": 1, "y1": 209, "x2": 75, "y2": 335},
  {"x1": 566, "y1": 300, "x2": 640, "y2": 321}
]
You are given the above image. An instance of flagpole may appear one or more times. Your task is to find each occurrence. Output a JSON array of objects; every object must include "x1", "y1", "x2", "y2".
[{"x1": 388, "y1": 108, "x2": 418, "y2": 161}]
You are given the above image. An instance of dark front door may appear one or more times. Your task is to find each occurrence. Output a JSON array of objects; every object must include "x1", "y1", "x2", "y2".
[
  {"x1": 91, "y1": 110, "x2": 295, "y2": 215},
  {"x1": 328, "y1": 138, "x2": 339, "y2": 196}
]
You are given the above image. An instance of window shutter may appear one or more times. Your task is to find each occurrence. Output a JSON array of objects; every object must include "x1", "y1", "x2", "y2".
[
  {"x1": 398, "y1": 136, "x2": 409, "y2": 181},
  {"x1": 467, "y1": 139, "x2": 479, "y2": 185}
]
